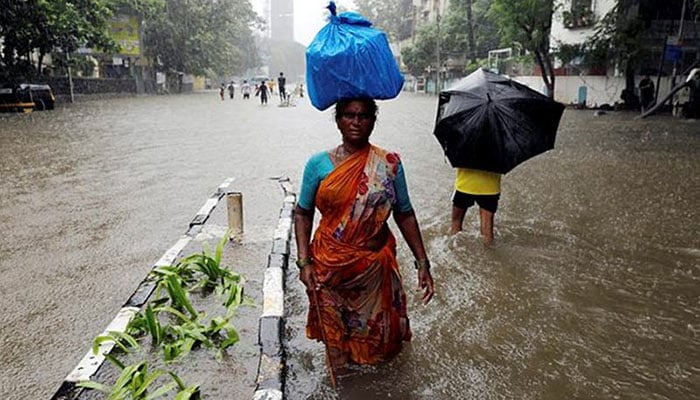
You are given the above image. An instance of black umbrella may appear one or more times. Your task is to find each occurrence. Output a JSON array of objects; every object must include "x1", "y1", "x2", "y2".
[{"x1": 433, "y1": 68, "x2": 565, "y2": 174}]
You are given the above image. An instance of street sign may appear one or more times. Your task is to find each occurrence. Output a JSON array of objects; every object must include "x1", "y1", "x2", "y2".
[{"x1": 665, "y1": 44, "x2": 682, "y2": 62}]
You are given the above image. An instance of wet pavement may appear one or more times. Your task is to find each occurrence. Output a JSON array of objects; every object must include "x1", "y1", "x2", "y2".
[{"x1": 1, "y1": 91, "x2": 699, "y2": 399}]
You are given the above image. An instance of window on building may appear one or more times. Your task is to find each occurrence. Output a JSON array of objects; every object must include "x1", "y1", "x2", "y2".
[{"x1": 564, "y1": 0, "x2": 594, "y2": 29}]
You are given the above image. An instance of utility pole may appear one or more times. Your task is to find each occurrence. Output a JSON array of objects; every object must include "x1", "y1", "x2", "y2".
[
  {"x1": 66, "y1": 51, "x2": 75, "y2": 103},
  {"x1": 436, "y1": 11, "x2": 441, "y2": 94},
  {"x1": 670, "y1": 0, "x2": 687, "y2": 88}
]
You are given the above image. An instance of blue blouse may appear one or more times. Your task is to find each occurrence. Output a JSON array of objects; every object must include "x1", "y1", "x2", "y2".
[{"x1": 298, "y1": 151, "x2": 413, "y2": 213}]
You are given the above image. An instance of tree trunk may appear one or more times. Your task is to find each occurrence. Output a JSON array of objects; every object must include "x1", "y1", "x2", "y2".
[
  {"x1": 466, "y1": 0, "x2": 476, "y2": 64},
  {"x1": 622, "y1": 61, "x2": 640, "y2": 109},
  {"x1": 37, "y1": 52, "x2": 45, "y2": 76},
  {"x1": 534, "y1": 49, "x2": 555, "y2": 98}
]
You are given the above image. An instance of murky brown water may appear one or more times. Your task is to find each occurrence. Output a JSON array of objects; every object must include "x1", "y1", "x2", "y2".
[{"x1": 1, "y1": 93, "x2": 698, "y2": 399}]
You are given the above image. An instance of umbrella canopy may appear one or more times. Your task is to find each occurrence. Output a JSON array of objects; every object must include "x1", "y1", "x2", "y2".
[{"x1": 433, "y1": 68, "x2": 565, "y2": 174}]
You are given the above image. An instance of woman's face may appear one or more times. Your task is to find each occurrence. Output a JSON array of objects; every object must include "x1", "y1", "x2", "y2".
[{"x1": 336, "y1": 100, "x2": 376, "y2": 146}]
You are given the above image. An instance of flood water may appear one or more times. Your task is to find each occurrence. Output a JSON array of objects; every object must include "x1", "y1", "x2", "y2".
[{"x1": 1, "y1": 92, "x2": 698, "y2": 400}]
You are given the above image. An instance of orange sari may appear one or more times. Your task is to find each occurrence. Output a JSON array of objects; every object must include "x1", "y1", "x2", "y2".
[{"x1": 307, "y1": 144, "x2": 411, "y2": 366}]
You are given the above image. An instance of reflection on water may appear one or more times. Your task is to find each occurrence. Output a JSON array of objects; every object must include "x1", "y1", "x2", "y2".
[{"x1": 1, "y1": 94, "x2": 698, "y2": 399}]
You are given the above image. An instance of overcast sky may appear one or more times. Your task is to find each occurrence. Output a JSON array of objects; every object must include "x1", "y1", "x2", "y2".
[{"x1": 252, "y1": 0, "x2": 357, "y2": 47}]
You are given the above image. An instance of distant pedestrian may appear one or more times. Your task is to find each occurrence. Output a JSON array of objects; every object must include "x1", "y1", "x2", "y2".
[
  {"x1": 219, "y1": 84, "x2": 225, "y2": 101},
  {"x1": 255, "y1": 80, "x2": 269, "y2": 105},
  {"x1": 241, "y1": 80, "x2": 251, "y2": 99},
  {"x1": 639, "y1": 75, "x2": 655, "y2": 112},
  {"x1": 278, "y1": 72, "x2": 287, "y2": 102},
  {"x1": 228, "y1": 81, "x2": 235, "y2": 99}
]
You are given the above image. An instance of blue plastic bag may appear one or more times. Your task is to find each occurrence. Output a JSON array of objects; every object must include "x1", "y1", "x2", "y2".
[{"x1": 305, "y1": 2, "x2": 404, "y2": 111}]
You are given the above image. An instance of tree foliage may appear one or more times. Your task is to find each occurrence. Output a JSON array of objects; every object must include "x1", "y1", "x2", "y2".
[
  {"x1": 141, "y1": 0, "x2": 260, "y2": 77},
  {"x1": 401, "y1": 23, "x2": 439, "y2": 76},
  {"x1": 441, "y1": 0, "x2": 499, "y2": 63},
  {"x1": 0, "y1": 0, "x2": 261, "y2": 81},
  {"x1": 587, "y1": 0, "x2": 662, "y2": 106},
  {"x1": 354, "y1": 0, "x2": 415, "y2": 41},
  {"x1": 0, "y1": 0, "x2": 118, "y2": 80},
  {"x1": 400, "y1": 0, "x2": 499, "y2": 77},
  {"x1": 589, "y1": 1, "x2": 645, "y2": 72},
  {"x1": 487, "y1": 0, "x2": 556, "y2": 97}
]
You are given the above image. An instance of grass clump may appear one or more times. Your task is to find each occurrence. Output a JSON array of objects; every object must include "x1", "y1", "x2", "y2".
[{"x1": 79, "y1": 233, "x2": 247, "y2": 398}]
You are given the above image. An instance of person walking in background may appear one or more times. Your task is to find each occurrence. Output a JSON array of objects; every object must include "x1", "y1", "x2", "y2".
[
  {"x1": 278, "y1": 72, "x2": 287, "y2": 102},
  {"x1": 639, "y1": 75, "x2": 655, "y2": 112},
  {"x1": 255, "y1": 80, "x2": 268, "y2": 105},
  {"x1": 267, "y1": 78, "x2": 276, "y2": 96},
  {"x1": 450, "y1": 167, "x2": 501, "y2": 246},
  {"x1": 219, "y1": 83, "x2": 225, "y2": 101},
  {"x1": 294, "y1": 97, "x2": 434, "y2": 375},
  {"x1": 241, "y1": 80, "x2": 251, "y2": 99},
  {"x1": 227, "y1": 81, "x2": 235, "y2": 99}
]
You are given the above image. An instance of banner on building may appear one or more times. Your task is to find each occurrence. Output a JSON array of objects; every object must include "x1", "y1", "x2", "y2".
[
  {"x1": 665, "y1": 36, "x2": 682, "y2": 62},
  {"x1": 111, "y1": 15, "x2": 140, "y2": 56}
]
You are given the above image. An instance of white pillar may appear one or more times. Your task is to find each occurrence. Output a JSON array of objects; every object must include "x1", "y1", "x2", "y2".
[{"x1": 226, "y1": 192, "x2": 243, "y2": 240}]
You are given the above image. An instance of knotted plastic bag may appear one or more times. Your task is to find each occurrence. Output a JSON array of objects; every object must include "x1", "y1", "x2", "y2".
[{"x1": 305, "y1": 1, "x2": 404, "y2": 111}]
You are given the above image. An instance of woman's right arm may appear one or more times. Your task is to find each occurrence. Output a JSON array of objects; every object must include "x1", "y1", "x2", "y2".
[
  {"x1": 295, "y1": 152, "x2": 328, "y2": 290},
  {"x1": 294, "y1": 205, "x2": 316, "y2": 289}
]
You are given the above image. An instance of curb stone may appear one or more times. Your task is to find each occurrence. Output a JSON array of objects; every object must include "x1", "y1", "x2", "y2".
[
  {"x1": 51, "y1": 177, "x2": 297, "y2": 400},
  {"x1": 253, "y1": 178, "x2": 295, "y2": 400}
]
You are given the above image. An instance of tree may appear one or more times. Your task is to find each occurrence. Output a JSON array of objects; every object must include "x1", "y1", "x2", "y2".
[
  {"x1": 587, "y1": 1, "x2": 646, "y2": 106},
  {"x1": 441, "y1": 0, "x2": 499, "y2": 64},
  {"x1": 140, "y1": 0, "x2": 260, "y2": 78},
  {"x1": 354, "y1": 0, "x2": 415, "y2": 41},
  {"x1": 400, "y1": 0, "x2": 499, "y2": 77},
  {"x1": 487, "y1": 0, "x2": 557, "y2": 97},
  {"x1": 443, "y1": 0, "x2": 477, "y2": 64},
  {"x1": 400, "y1": 23, "x2": 439, "y2": 76},
  {"x1": 588, "y1": 0, "x2": 698, "y2": 108},
  {"x1": 0, "y1": 0, "x2": 117, "y2": 80},
  {"x1": 465, "y1": 0, "x2": 476, "y2": 64}
]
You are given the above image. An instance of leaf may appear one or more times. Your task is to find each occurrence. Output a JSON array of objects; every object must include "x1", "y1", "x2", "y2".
[
  {"x1": 214, "y1": 233, "x2": 227, "y2": 266},
  {"x1": 76, "y1": 380, "x2": 110, "y2": 393},
  {"x1": 168, "y1": 371, "x2": 187, "y2": 390},
  {"x1": 165, "y1": 275, "x2": 198, "y2": 319},
  {"x1": 174, "y1": 385, "x2": 201, "y2": 400},
  {"x1": 145, "y1": 383, "x2": 178, "y2": 400},
  {"x1": 133, "y1": 369, "x2": 166, "y2": 397},
  {"x1": 144, "y1": 304, "x2": 163, "y2": 346},
  {"x1": 104, "y1": 354, "x2": 126, "y2": 370},
  {"x1": 92, "y1": 330, "x2": 139, "y2": 355},
  {"x1": 155, "y1": 305, "x2": 191, "y2": 323}
]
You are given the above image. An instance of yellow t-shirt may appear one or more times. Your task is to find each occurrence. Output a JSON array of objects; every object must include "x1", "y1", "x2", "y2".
[{"x1": 455, "y1": 168, "x2": 501, "y2": 195}]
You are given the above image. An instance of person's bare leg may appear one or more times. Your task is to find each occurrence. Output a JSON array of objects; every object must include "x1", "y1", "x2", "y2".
[
  {"x1": 451, "y1": 205, "x2": 467, "y2": 234},
  {"x1": 479, "y1": 207, "x2": 495, "y2": 246}
]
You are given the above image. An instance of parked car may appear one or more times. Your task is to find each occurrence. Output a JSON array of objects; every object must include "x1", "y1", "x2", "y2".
[{"x1": 0, "y1": 83, "x2": 56, "y2": 113}]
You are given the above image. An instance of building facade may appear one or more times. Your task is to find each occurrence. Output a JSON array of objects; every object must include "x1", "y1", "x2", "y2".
[{"x1": 270, "y1": 0, "x2": 294, "y2": 41}]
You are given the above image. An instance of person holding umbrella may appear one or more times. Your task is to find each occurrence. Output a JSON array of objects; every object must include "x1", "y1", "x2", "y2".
[
  {"x1": 434, "y1": 69, "x2": 565, "y2": 244},
  {"x1": 294, "y1": 98, "x2": 435, "y2": 378},
  {"x1": 450, "y1": 168, "x2": 501, "y2": 245}
]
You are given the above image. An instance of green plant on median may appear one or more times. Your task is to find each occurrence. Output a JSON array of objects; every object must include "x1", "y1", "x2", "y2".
[
  {"x1": 153, "y1": 274, "x2": 200, "y2": 320},
  {"x1": 77, "y1": 358, "x2": 200, "y2": 400},
  {"x1": 81, "y1": 233, "x2": 246, "y2": 397}
]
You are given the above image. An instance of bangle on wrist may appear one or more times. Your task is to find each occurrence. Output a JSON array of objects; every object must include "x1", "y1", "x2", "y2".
[
  {"x1": 295, "y1": 257, "x2": 313, "y2": 269},
  {"x1": 414, "y1": 258, "x2": 430, "y2": 271}
]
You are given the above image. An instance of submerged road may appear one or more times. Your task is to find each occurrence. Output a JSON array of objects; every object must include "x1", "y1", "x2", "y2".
[{"x1": 1, "y1": 91, "x2": 698, "y2": 399}]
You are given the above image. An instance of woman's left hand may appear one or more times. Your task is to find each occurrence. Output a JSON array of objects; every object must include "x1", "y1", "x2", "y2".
[{"x1": 417, "y1": 267, "x2": 434, "y2": 304}]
